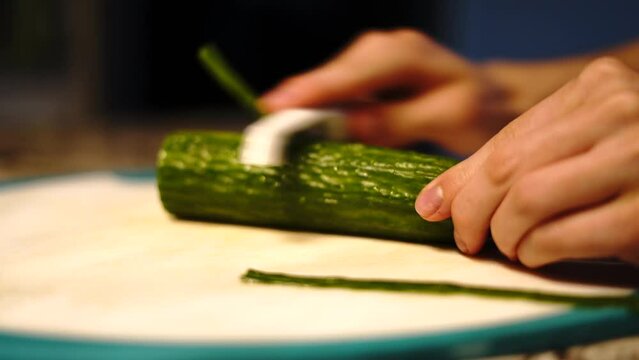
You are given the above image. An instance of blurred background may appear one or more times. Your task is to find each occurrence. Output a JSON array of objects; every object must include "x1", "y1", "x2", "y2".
[{"x1": 1, "y1": 0, "x2": 638, "y2": 178}]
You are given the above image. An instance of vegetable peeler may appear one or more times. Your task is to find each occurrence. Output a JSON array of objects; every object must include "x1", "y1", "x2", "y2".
[
  {"x1": 238, "y1": 108, "x2": 346, "y2": 166},
  {"x1": 197, "y1": 44, "x2": 347, "y2": 166}
]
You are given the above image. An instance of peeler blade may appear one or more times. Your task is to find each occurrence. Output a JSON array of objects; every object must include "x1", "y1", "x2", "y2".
[{"x1": 239, "y1": 108, "x2": 346, "y2": 166}]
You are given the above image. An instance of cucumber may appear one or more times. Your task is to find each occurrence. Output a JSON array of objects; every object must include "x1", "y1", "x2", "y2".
[
  {"x1": 242, "y1": 269, "x2": 639, "y2": 311},
  {"x1": 157, "y1": 131, "x2": 457, "y2": 243}
]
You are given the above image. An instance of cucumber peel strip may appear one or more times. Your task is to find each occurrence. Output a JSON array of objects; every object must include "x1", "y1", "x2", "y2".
[
  {"x1": 242, "y1": 269, "x2": 639, "y2": 312},
  {"x1": 198, "y1": 43, "x2": 265, "y2": 117}
]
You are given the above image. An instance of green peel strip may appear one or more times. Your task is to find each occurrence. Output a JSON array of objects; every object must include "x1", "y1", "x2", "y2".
[
  {"x1": 198, "y1": 44, "x2": 264, "y2": 116},
  {"x1": 242, "y1": 269, "x2": 639, "y2": 312}
]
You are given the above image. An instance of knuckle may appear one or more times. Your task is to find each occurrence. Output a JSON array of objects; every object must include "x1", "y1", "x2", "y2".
[
  {"x1": 517, "y1": 227, "x2": 557, "y2": 267},
  {"x1": 489, "y1": 213, "x2": 511, "y2": 253},
  {"x1": 577, "y1": 57, "x2": 639, "y2": 98},
  {"x1": 494, "y1": 237, "x2": 518, "y2": 261},
  {"x1": 450, "y1": 196, "x2": 466, "y2": 224},
  {"x1": 450, "y1": 194, "x2": 473, "y2": 229},
  {"x1": 353, "y1": 30, "x2": 427, "y2": 62},
  {"x1": 518, "y1": 252, "x2": 542, "y2": 268},
  {"x1": 485, "y1": 145, "x2": 521, "y2": 186},
  {"x1": 355, "y1": 30, "x2": 390, "y2": 45},
  {"x1": 508, "y1": 177, "x2": 545, "y2": 217},
  {"x1": 390, "y1": 28, "x2": 430, "y2": 43},
  {"x1": 450, "y1": 190, "x2": 488, "y2": 249},
  {"x1": 581, "y1": 57, "x2": 629, "y2": 82},
  {"x1": 489, "y1": 218, "x2": 519, "y2": 260},
  {"x1": 600, "y1": 90, "x2": 639, "y2": 118}
]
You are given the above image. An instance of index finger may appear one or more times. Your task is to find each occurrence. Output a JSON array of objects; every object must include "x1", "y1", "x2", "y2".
[
  {"x1": 415, "y1": 76, "x2": 591, "y2": 255},
  {"x1": 260, "y1": 30, "x2": 467, "y2": 111}
]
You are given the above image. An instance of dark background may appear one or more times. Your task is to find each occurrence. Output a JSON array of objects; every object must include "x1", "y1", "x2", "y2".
[
  {"x1": 3, "y1": 0, "x2": 639, "y2": 119},
  {"x1": 70, "y1": 0, "x2": 639, "y2": 115},
  {"x1": 98, "y1": 1, "x2": 440, "y2": 113}
]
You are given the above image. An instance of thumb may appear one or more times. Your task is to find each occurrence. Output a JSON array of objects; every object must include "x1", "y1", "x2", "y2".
[{"x1": 414, "y1": 76, "x2": 586, "y2": 222}]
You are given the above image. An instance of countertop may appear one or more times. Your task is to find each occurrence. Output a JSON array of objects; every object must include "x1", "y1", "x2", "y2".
[{"x1": 1, "y1": 121, "x2": 637, "y2": 359}]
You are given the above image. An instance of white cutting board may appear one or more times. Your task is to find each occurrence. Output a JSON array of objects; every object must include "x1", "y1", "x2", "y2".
[{"x1": 0, "y1": 172, "x2": 637, "y2": 347}]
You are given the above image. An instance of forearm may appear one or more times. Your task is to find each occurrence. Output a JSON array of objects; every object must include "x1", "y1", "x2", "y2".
[{"x1": 481, "y1": 38, "x2": 639, "y2": 114}]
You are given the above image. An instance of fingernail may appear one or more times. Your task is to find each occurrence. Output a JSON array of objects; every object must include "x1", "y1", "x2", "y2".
[
  {"x1": 415, "y1": 185, "x2": 443, "y2": 220},
  {"x1": 454, "y1": 229, "x2": 468, "y2": 254}
]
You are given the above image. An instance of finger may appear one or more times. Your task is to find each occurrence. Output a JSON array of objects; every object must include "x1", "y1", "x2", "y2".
[
  {"x1": 518, "y1": 121, "x2": 639, "y2": 267},
  {"x1": 447, "y1": 103, "x2": 613, "y2": 255},
  {"x1": 348, "y1": 81, "x2": 493, "y2": 151},
  {"x1": 414, "y1": 80, "x2": 583, "y2": 226},
  {"x1": 419, "y1": 74, "x2": 633, "y2": 255},
  {"x1": 415, "y1": 59, "x2": 639, "y2": 256},
  {"x1": 260, "y1": 47, "x2": 420, "y2": 111},
  {"x1": 260, "y1": 64, "x2": 415, "y2": 112},
  {"x1": 415, "y1": 77, "x2": 589, "y2": 220},
  {"x1": 490, "y1": 147, "x2": 629, "y2": 260},
  {"x1": 492, "y1": 118, "x2": 639, "y2": 258},
  {"x1": 575, "y1": 57, "x2": 639, "y2": 105},
  {"x1": 415, "y1": 149, "x2": 484, "y2": 222},
  {"x1": 260, "y1": 30, "x2": 468, "y2": 112},
  {"x1": 517, "y1": 190, "x2": 639, "y2": 268}
]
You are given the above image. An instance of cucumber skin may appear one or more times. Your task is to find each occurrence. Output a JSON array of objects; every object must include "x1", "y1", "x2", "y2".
[{"x1": 157, "y1": 131, "x2": 457, "y2": 243}]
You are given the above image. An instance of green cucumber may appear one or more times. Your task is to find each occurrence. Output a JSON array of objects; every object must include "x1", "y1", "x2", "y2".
[{"x1": 157, "y1": 131, "x2": 457, "y2": 243}]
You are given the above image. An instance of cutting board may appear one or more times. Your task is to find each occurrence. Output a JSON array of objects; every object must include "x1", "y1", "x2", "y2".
[{"x1": 1, "y1": 172, "x2": 638, "y2": 359}]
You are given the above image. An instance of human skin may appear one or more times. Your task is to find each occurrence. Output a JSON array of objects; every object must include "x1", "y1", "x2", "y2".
[
  {"x1": 415, "y1": 58, "x2": 639, "y2": 267},
  {"x1": 260, "y1": 29, "x2": 639, "y2": 266},
  {"x1": 260, "y1": 30, "x2": 523, "y2": 154},
  {"x1": 261, "y1": 29, "x2": 602, "y2": 155},
  {"x1": 261, "y1": 29, "x2": 639, "y2": 156}
]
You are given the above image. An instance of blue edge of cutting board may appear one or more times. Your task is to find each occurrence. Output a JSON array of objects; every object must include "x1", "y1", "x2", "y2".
[{"x1": 1, "y1": 170, "x2": 638, "y2": 360}]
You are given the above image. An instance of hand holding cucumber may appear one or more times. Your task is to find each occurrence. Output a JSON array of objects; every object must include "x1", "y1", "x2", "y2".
[{"x1": 417, "y1": 58, "x2": 639, "y2": 267}]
